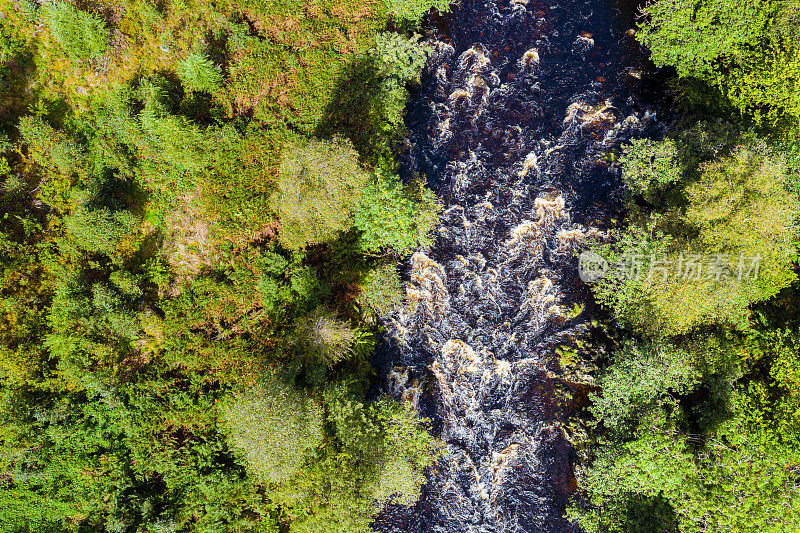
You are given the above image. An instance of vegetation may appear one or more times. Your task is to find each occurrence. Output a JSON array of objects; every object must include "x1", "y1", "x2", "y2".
[
  {"x1": 0, "y1": 0, "x2": 449, "y2": 530},
  {"x1": 569, "y1": 1, "x2": 800, "y2": 530},
  {"x1": 7, "y1": 0, "x2": 798, "y2": 530}
]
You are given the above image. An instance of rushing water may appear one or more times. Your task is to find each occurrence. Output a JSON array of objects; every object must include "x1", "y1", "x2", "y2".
[{"x1": 374, "y1": 0, "x2": 663, "y2": 531}]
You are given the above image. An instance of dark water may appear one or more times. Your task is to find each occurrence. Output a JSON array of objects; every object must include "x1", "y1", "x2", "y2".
[{"x1": 374, "y1": 0, "x2": 663, "y2": 531}]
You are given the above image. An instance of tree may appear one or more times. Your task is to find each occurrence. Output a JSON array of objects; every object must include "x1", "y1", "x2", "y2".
[
  {"x1": 273, "y1": 137, "x2": 370, "y2": 250},
  {"x1": 367, "y1": 33, "x2": 430, "y2": 131},
  {"x1": 589, "y1": 341, "x2": 699, "y2": 440},
  {"x1": 357, "y1": 261, "x2": 405, "y2": 317},
  {"x1": 277, "y1": 388, "x2": 442, "y2": 532},
  {"x1": 40, "y1": 1, "x2": 109, "y2": 61},
  {"x1": 354, "y1": 172, "x2": 440, "y2": 255},
  {"x1": 618, "y1": 138, "x2": 682, "y2": 202},
  {"x1": 219, "y1": 373, "x2": 324, "y2": 486},
  {"x1": 571, "y1": 412, "x2": 800, "y2": 533},
  {"x1": 290, "y1": 308, "x2": 365, "y2": 366},
  {"x1": 385, "y1": 0, "x2": 453, "y2": 21},
  {"x1": 63, "y1": 205, "x2": 139, "y2": 257},
  {"x1": 592, "y1": 143, "x2": 799, "y2": 335},
  {"x1": 177, "y1": 52, "x2": 223, "y2": 93},
  {"x1": 636, "y1": 0, "x2": 800, "y2": 136}
]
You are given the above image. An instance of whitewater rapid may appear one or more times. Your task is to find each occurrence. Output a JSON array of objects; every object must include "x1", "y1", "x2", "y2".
[{"x1": 374, "y1": 0, "x2": 661, "y2": 530}]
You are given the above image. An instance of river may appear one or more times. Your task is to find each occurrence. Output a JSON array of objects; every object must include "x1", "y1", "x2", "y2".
[{"x1": 374, "y1": 0, "x2": 664, "y2": 530}]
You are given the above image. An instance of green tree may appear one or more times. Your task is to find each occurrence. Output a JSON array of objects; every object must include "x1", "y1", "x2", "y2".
[
  {"x1": 273, "y1": 137, "x2": 370, "y2": 250},
  {"x1": 290, "y1": 308, "x2": 366, "y2": 366},
  {"x1": 177, "y1": 52, "x2": 223, "y2": 93},
  {"x1": 592, "y1": 143, "x2": 799, "y2": 335},
  {"x1": 219, "y1": 373, "x2": 324, "y2": 486},
  {"x1": 354, "y1": 173, "x2": 440, "y2": 255},
  {"x1": 368, "y1": 33, "x2": 430, "y2": 130},
  {"x1": 636, "y1": 0, "x2": 800, "y2": 136},
  {"x1": 589, "y1": 341, "x2": 699, "y2": 440},
  {"x1": 357, "y1": 261, "x2": 405, "y2": 317},
  {"x1": 571, "y1": 413, "x2": 800, "y2": 533},
  {"x1": 276, "y1": 388, "x2": 442, "y2": 532},
  {"x1": 385, "y1": 0, "x2": 453, "y2": 21},
  {"x1": 63, "y1": 205, "x2": 139, "y2": 257},
  {"x1": 618, "y1": 138, "x2": 682, "y2": 202},
  {"x1": 41, "y1": 1, "x2": 109, "y2": 61}
]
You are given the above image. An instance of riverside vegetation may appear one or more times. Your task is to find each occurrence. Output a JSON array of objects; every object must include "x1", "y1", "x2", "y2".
[
  {"x1": 0, "y1": 0, "x2": 450, "y2": 530},
  {"x1": 566, "y1": 0, "x2": 800, "y2": 531},
  {"x1": 1, "y1": 0, "x2": 799, "y2": 532}
]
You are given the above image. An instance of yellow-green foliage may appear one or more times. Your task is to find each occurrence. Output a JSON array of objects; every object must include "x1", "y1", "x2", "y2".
[
  {"x1": 358, "y1": 261, "x2": 405, "y2": 317},
  {"x1": 637, "y1": 0, "x2": 800, "y2": 138},
  {"x1": 40, "y1": 1, "x2": 109, "y2": 62},
  {"x1": 176, "y1": 51, "x2": 222, "y2": 93},
  {"x1": 276, "y1": 392, "x2": 442, "y2": 532},
  {"x1": 274, "y1": 137, "x2": 370, "y2": 250},
  {"x1": 355, "y1": 172, "x2": 441, "y2": 254},
  {"x1": 219, "y1": 372, "x2": 324, "y2": 485},
  {"x1": 647, "y1": 146, "x2": 798, "y2": 334},
  {"x1": 597, "y1": 143, "x2": 800, "y2": 336},
  {"x1": 291, "y1": 307, "x2": 364, "y2": 366}
]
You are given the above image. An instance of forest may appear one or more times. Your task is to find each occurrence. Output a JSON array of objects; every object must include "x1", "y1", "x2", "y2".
[
  {"x1": 0, "y1": 0, "x2": 797, "y2": 531},
  {"x1": 566, "y1": 0, "x2": 800, "y2": 530},
  {"x1": 0, "y1": 0, "x2": 449, "y2": 530}
]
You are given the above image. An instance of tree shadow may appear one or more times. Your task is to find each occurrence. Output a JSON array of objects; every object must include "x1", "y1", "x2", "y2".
[{"x1": 315, "y1": 55, "x2": 398, "y2": 167}]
